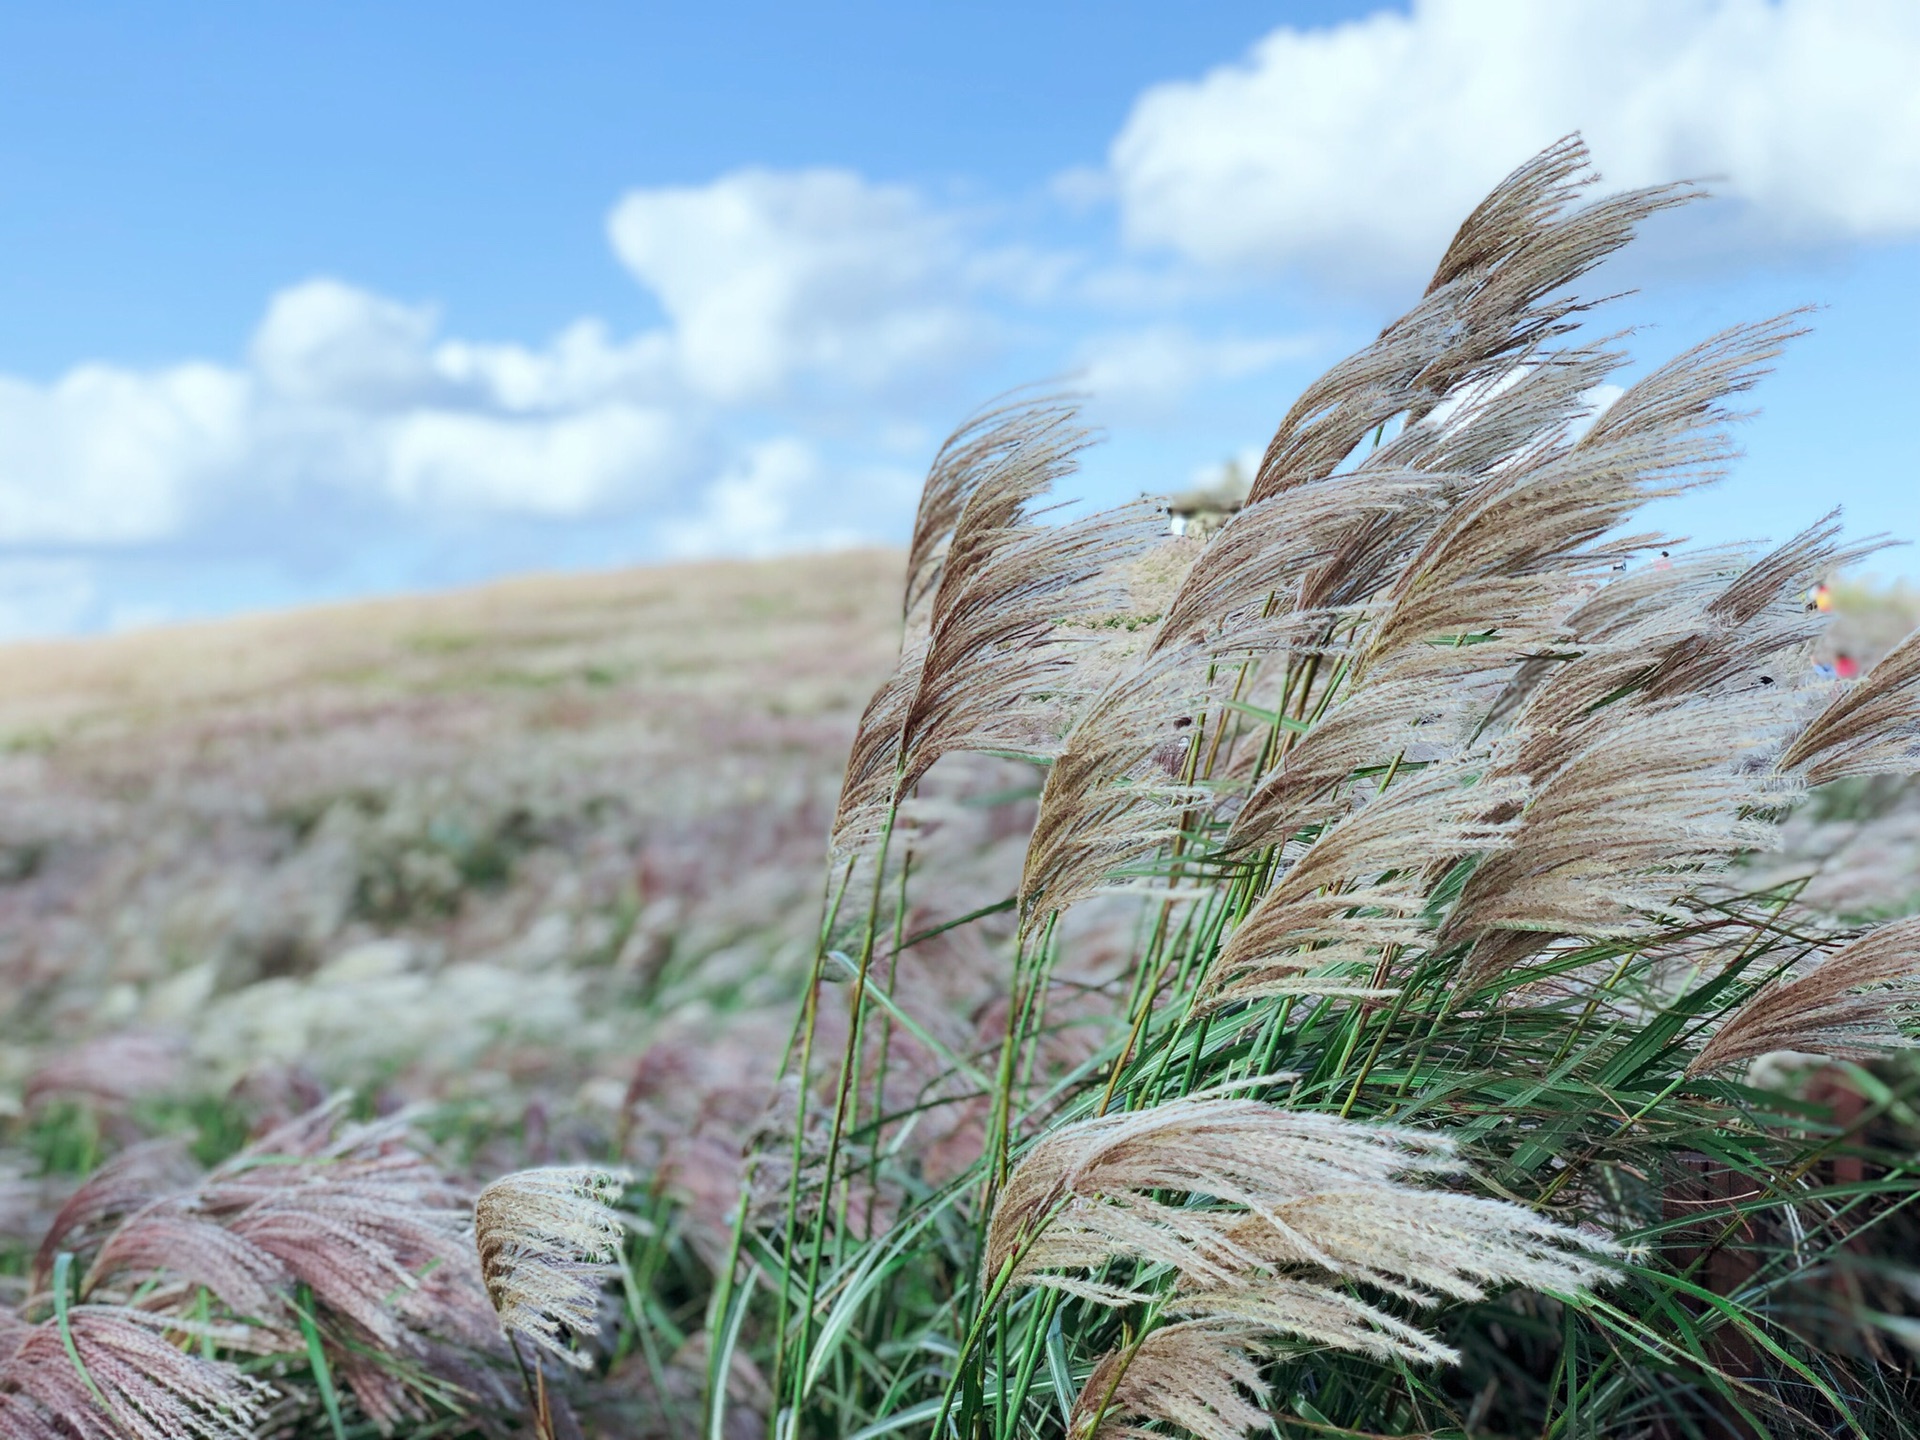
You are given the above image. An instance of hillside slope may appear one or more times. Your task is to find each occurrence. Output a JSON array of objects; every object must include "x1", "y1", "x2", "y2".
[{"x1": 0, "y1": 551, "x2": 901, "y2": 1162}]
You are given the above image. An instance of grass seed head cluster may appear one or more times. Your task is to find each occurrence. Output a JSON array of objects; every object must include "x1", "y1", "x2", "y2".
[{"x1": 741, "y1": 135, "x2": 1920, "y2": 1440}]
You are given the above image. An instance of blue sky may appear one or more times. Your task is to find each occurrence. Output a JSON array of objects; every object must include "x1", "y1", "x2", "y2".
[{"x1": 2, "y1": 0, "x2": 1917, "y2": 635}]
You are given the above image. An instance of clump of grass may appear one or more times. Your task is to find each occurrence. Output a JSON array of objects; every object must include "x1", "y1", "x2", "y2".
[
  {"x1": 702, "y1": 134, "x2": 1920, "y2": 1440},
  {"x1": 1, "y1": 1101, "x2": 534, "y2": 1438}
]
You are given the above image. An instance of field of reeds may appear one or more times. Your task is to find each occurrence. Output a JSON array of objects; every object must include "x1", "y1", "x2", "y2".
[{"x1": 3, "y1": 136, "x2": 1920, "y2": 1439}]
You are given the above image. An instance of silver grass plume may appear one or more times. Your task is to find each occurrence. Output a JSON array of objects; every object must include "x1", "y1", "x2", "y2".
[
  {"x1": 1225, "y1": 645, "x2": 1520, "y2": 853},
  {"x1": 1017, "y1": 636, "x2": 1222, "y2": 926},
  {"x1": 1689, "y1": 917, "x2": 1920, "y2": 1076},
  {"x1": 55, "y1": 1101, "x2": 510, "y2": 1429},
  {"x1": 830, "y1": 395, "x2": 1156, "y2": 855},
  {"x1": 22, "y1": 1033, "x2": 185, "y2": 1113},
  {"x1": 1482, "y1": 515, "x2": 1873, "y2": 797},
  {"x1": 834, "y1": 393, "x2": 1083, "y2": 853},
  {"x1": 1590, "y1": 510, "x2": 1877, "y2": 710},
  {"x1": 1483, "y1": 549, "x2": 1770, "y2": 773},
  {"x1": 1231, "y1": 321, "x2": 1810, "y2": 879},
  {"x1": 1432, "y1": 521, "x2": 1841, "y2": 988},
  {"x1": 829, "y1": 650, "x2": 924, "y2": 855},
  {"x1": 0, "y1": 1305, "x2": 268, "y2": 1440},
  {"x1": 1780, "y1": 624, "x2": 1920, "y2": 783},
  {"x1": 902, "y1": 389, "x2": 1083, "y2": 624},
  {"x1": 1359, "y1": 318, "x2": 1799, "y2": 671},
  {"x1": 1068, "y1": 1320, "x2": 1271, "y2": 1440},
  {"x1": 1250, "y1": 137, "x2": 1692, "y2": 504},
  {"x1": 32, "y1": 1141, "x2": 200, "y2": 1293},
  {"x1": 1443, "y1": 698, "x2": 1785, "y2": 969},
  {"x1": 474, "y1": 1167, "x2": 630, "y2": 1370},
  {"x1": 1203, "y1": 764, "x2": 1526, "y2": 1011},
  {"x1": 1020, "y1": 140, "x2": 1701, "y2": 931},
  {"x1": 1148, "y1": 470, "x2": 1439, "y2": 653},
  {"x1": 1208, "y1": 344, "x2": 1642, "y2": 851},
  {"x1": 985, "y1": 1092, "x2": 1612, "y2": 1368},
  {"x1": 895, "y1": 495, "x2": 1164, "y2": 798},
  {"x1": 1286, "y1": 343, "x2": 1622, "y2": 621}
]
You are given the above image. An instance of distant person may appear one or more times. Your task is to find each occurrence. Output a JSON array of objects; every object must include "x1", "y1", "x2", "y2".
[
  {"x1": 1835, "y1": 652, "x2": 1860, "y2": 680},
  {"x1": 1813, "y1": 582, "x2": 1833, "y2": 613}
]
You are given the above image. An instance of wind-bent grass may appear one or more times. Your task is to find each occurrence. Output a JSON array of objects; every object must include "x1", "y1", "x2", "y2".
[{"x1": 713, "y1": 136, "x2": 1920, "y2": 1440}]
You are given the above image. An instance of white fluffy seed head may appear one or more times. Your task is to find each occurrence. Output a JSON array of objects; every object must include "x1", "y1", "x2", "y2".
[{"x1": 473, "y1": 1166, "x2": 630, "y2": 1370}]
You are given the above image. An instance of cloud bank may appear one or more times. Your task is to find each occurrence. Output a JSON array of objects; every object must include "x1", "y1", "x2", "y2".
[
  {"x1": 0, "y1": 170, "x2": 998, "y2": 614},
  {"x1": 1111, "y1": 0, "x2": 1920, "y2": 282}
]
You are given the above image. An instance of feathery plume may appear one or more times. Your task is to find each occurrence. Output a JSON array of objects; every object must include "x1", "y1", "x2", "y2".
[
  {"x1": 1150, "y1": 471, "x2": 1439, "y2": 652},
  {"x1": 57, "y1": 1102, "x2": 509, "y2": 1429},
  {"x1": 1250, "y1": 137, "x2": 1692, "y2": 503},
  {"x1": 1443, "y1": 698, "x2": 1784, "y2": 967},
  {"x1": 1639, "y1": 515, "x2": 1885, "y2": 704},
  {"x1": 23, "y1": 1033, "x2": 186, "y2": 1113},
  {"x1": 1225, "y1": 650, "x2": 1514, "y2": 853},
  {"x1": 32, "y1": 1142, "x2": 199, "y2": 1294},
  {"x1": 1780, "y1": 625, "x2": 1920, "y2": 784},
  {"x1": 474, "y1": 1167, "x2": 630, "y2": 1370},
  {"x1": 1277, "y1": 345, "x2": 1625, "y2": 629},
  {"x1": 828, "y1": 648, "x2": 924, "y2": 855},
  {"x1": 986, "y1": 1093, "x2": 1610, "y2": 1369},
  {"x1": 1169, "y1": 1282, "x2": 1454, "y2": 1367},
  {"x1": 897, "y1": 497, "x2": 1163, "y2": 797},
  {"x1": 1069, "y1": 1321, "x2": 1270, "y2": 1440},
  {"x1": 1205, "y1": 766, "x2": 1525, "y2": 1010},
  {"x1": 1690, "y1": 917, "x2": 1920, "y2": 1075},
  {"x1": 194, "y1": 1107, "x2": 486, "y2": 1353},
  {"x1": 1217, "y1": 320, "x2": 1795, "y2": 868},
  {"x1": 1017, "y1": 640, "x2": 1213, "y2": 926},
  {"x1": 903, "y1": 390, "x2": 1083, "y2": 623},
  {"x1": 0, "y1": 1306, "x2": 268, "y2": 1440},
  {"x1": 1482, "y1": 552, "x2": 1745, "y2": 773},
  {"x1": 831, "y1": 394, "x2": 1153, "y2": 856}
]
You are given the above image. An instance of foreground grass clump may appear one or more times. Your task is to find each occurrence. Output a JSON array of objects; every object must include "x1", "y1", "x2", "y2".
[{"x1": 715, "y1": 137, "x2": 1920, "y2": 1440}]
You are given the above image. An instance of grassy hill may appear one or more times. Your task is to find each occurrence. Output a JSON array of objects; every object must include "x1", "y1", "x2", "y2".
[{"x1": 0, "y1": 550, "x2": 902, "y2": 1202}]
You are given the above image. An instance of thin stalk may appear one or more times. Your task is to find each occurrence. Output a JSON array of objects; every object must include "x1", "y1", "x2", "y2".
[
  {"x1": 1338, "y1": 963, "x2": 1412, "y2": 1119},
  {"x1": 790, "y1": 795, "x2": 902, "y2": 1417},
  {"x1": 861, "y1": 847, "x2": 916, "y2": 1239}
]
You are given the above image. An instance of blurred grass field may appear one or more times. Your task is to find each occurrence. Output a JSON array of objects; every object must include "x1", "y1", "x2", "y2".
[
  {"x1": 0, "y1": 550, "x2": 906, "y2": 1249},
  {"x1": 0, "y1": 549, "x2": 1912, "y2": 1263}
]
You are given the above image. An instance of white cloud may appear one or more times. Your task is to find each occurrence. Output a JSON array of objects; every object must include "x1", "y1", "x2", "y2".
[
  {"x1": 434, "y1": 320, "x2": 677, "y2": 414},
  {"x1": 608, "y1": 168, "x2": 984, "y2": 404},
  {"x1": 662, "y1": 436, "x2": 913, "y2": 559},
  {"x1": 0, "y1": 363, "x2": 249, "y2": 544},
  {"x1": 0, "y1": 166, "x2": 1043, "y2": 589},
  {"x1": 1110, "y1": 0, "x2": 1920, "y2": 282},
  {"x1": 252, "y1": 279, "x2": 441, "y2": 407},
  {"x1": 0, "y1": 277, "x2": 711, "y2": 551},
  {"x1": 1076, "y1": 326, "x2": 1312, "y2": 415},
  {"x1": 663, "y1": 437, "x2": 822, "y2": 557},
  {"x1": 386, "y1": 404, "x2": 692, "y2": 516}
]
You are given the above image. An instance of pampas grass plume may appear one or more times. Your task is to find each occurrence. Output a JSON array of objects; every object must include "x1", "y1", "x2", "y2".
[{"x1": 474, "y1": 1167, "x2": 631, "y2": 1370}]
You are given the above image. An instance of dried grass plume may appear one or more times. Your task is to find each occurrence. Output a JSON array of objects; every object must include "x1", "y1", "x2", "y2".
[
  {"x1": 474, "y1": 1167, "x2": 631, "y2": 1370},
  {"x1": 1690, "y1": 917, "x2": 1920, "y2": 1075}
]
